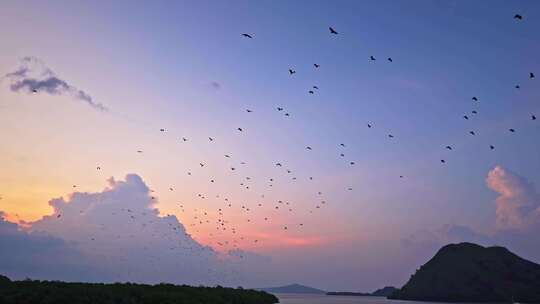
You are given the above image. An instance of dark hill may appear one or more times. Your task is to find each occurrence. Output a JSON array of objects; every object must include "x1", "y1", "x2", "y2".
[
  {"x1": 259, "y1": 283, "x2": 325, "y2": 294},
  {"x1": 389, "y1": 242, "x2": 540, "y2": 303},
  {"x1": 371, "y1": 286, "x2": 398, "y2": 296}
]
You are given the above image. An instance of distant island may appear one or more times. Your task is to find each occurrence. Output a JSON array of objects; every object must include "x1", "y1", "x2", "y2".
[
  {"x1": 389, "y1": 242, "x2": 540, "y2": 303},
  {"x1": 327, "y1": 286, "x2": 397, "y2": 297},
  {"x1": 0, "y1": 275, "x2": 278, "y2": 304},
  {"x1": 258, "y1": 283, "x2": 326, "y2": 294}
]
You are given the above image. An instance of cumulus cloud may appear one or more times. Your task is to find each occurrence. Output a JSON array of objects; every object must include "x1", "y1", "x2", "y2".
[
  {"x1": 3, "y1": 173, "x2": 270, "y2": 286},
  {"x1": 0, "y1": 212, "x2": 102, "y2": 281},
  {"x1": 4, "y1": 57, "x2": 107, "y2": 111},
  {"x1": 486, "y1": 166, "x2": 540, "y2": 230}
]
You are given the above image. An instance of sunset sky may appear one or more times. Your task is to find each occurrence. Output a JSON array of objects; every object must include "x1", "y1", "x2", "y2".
[{"x1": 1, "y1": 0, "x2": 539, "y2": 291}]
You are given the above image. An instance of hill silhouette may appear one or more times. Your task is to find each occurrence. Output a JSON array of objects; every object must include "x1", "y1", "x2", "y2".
[
  {"x1": 0, "y1": 276, "x2": 278, "y2": 304},
  {"x1": 259, "y1": 283, "x2": 325, "y2": 294},
  {"x1": 326, "y1": 286, "x2": 397, "y2": 297},
  {"x1": 389, "y1": 243, "x2": 540, "y2": 303}
]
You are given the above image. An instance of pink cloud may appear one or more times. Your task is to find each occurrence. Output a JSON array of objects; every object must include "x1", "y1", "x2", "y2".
[{"x1": 486, "y1": 166, "x2": 540, "y2": 230}]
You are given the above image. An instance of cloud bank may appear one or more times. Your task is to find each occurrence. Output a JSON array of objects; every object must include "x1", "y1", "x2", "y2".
[
  {"x1": 1, "y1": 174, "x2": 271, "y2": 286},
  {"x1": 4, "y1": 57, "x2": 107, "y2": 111},
  {"x1": 0, "y1": 211, "x2": 102, "y2": 281}
]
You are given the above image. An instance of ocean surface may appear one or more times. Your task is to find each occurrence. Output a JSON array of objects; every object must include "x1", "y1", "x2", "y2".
[{"x1": 275, "y1": 294, "x2": 487, "y2": 304}]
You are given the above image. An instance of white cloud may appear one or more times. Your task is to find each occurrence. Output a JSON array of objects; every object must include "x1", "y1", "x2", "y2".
[{"x1": 2, "y1": 174, "x2": 272, "y2": 286}]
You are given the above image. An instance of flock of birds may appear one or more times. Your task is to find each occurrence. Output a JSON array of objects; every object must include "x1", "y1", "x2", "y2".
[{"x1": 7, "y1": 12, "x2": 537, "y2": 283}]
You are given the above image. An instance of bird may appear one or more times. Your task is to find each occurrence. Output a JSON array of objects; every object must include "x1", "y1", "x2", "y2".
[
  {"x1": 32, "y1": 89, "x2": 38, "y2": 93},
  {"x1": 289, "y1": 69, "x2": 296, "y2": 75},
  {"x1": 515, "y1": 85, "x2": 520, "y2": 89},
  {"x1": 182, "y1": 137, "x2": 188, "y2": 141},
  {"x1": 532, "y1": 114, "x2": 537, "y2": 120},
  {"x1": 277, "y1": 107, "x2": 284, "y2": 111},
  {"x1": 463, "y1": 115, "x2": 469, "y2": 120},
  {"x1": 350, "y1": 161, "x2": 355, "y2": 165},
  {"x1": 241, "y1": 33, "x2": 253, "y2": 38},
  {"x1": 370, "y1": 56, "x2": 376, "y2": 61},
  {"x1": 308, "y1": 90, "x2": 314, "y2": 94},
  {"x1": 387, "y1": 57, "x2": 393, "y2": 62},
  {"x1": 472, "y1": 110, "x2": 478, "y2": 114},
  {"x1": 96, "y1": 166, "x2": 101, "y2": 170},
  {"x1": 306, "y1": 146, "x2": 312, "y2": 150},
  {"x1": 313, "y1": 85, "x2": 319, "y2": 90},
  {"x1": 237, "y1": 127, "x2": 243, "y2": 132},
  {"x1": 441, "y1": 159, "x2": 446, "y2": 164},
  {"x1": 209, "y1": 137, "x2": 214, "y2": 141},
  {"x1": 137, "y1": 150, "x2": 143, "y2": 153},
  {"x1": 329, "y1": 27, "x2": 338, "y2": 34},
  {"x1": 160, "y1": 128, "x2": 165, "y2": 132},
  {"x1": 509, "y1": 128, "x2": 515, "y2": 133},
  {"x1": 469, "y1": 131, "x2": 476, "y2": 135},
  {"x1": 514, "y1": 14, "x2": 523, "y2": 20},
  {"x1": 388, "y1": 134, "x2": 394, "y2": 138},
  {"x1": 399, "y1": 175, "x2": 404, "y2": 178},
  {"x1": 284, "y1": 113, "x2": 290, "y2": 117},
  {"x1": 445, "y1": 146, "x2": 452, "y2": 150},
  {"x1": 246, "y1": 109, "x2": 252, "y2": 113},
  {"x1": 340, "y1": 143, "x2": 345, "y2": 147},
  {"x1": 314, "y1": 63, "x2": 320, "y2": 68},
  {"x1": 224, "y1": 154, "x2": 230, "y2": 158},
  {"x1": 472, "y1": 97, "x2": 478, "y2": 101},
  {"x1": 490, "y1": 145, "x2": 495, "y2": 150},
  {"x1": 530, "y1": 72, "x2": 535, "y2": 79},
  {"x1": 340, "y1": 153, "x2": 345, "y2": 157},
  {"x1": 367, "y1": 123, "x2": 372, "y2": 128},
  {"x1": 199, "y1": 163, "x2": 205, "y2": 167}
]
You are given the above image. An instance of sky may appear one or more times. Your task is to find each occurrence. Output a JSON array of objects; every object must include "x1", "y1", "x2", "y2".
[{"x1": 0, "y1": 0, "x2": 539, "y2": 291}]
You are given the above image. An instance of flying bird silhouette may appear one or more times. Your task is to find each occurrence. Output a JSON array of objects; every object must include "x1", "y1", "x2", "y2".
[
  {"x1": 532, "y1": 114, "x2": 537, "y2": 120},
  {"x1": 530, "y1": 72, "x2": 535, "y2": 79},
  {"x1": 445, "y1": 146, "x2": 452, "y2": 150},
  {"x1": 509, "y1": 128, "x2": 515, "y2": 133},
  {"x1": 387, "y1": 57, "x2": 393, "y2": 62},
  {"x1": 490, "y1": 145, "x2": 495, "y2": 150},
  {"x1": 314, "y1": 63, "x2": 320, "y2": 68},
  {"x1": 472, "y1": 97, "x2": 478, "y2": 101},
  {"x1": 469, "y1": 131, "x2": 476, "y2": 135},
  {"x1": 241, "y1": 33, "x2": 253, "y2": 38},
  {"x1": 370, "y1": 56, "x2": 376, "y2": 61},
  {"x1": 514, "y1": 14, "x2": 523, "y2": 20},
  {"x1": 329, "y1": 27, "x2": 338, "y2": 34},
  {"x1": 277, "y1": 107, "x2": 283, "y2": 111},
  {"x1": 313, "y1": 85, "x2": 319, "y2": 89},
  {"x1": 289, "y1": 69, "x2": 296, "y2": 75},
  {"x1": 246, "y1": 109, "x2": 252, "y2": 113},
  {"x1": 308, "y1": 90, "x2": 314, "y2": 94},
  {"x1": 463, "y1": 115, "x2": 469, "y2": 120}
]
